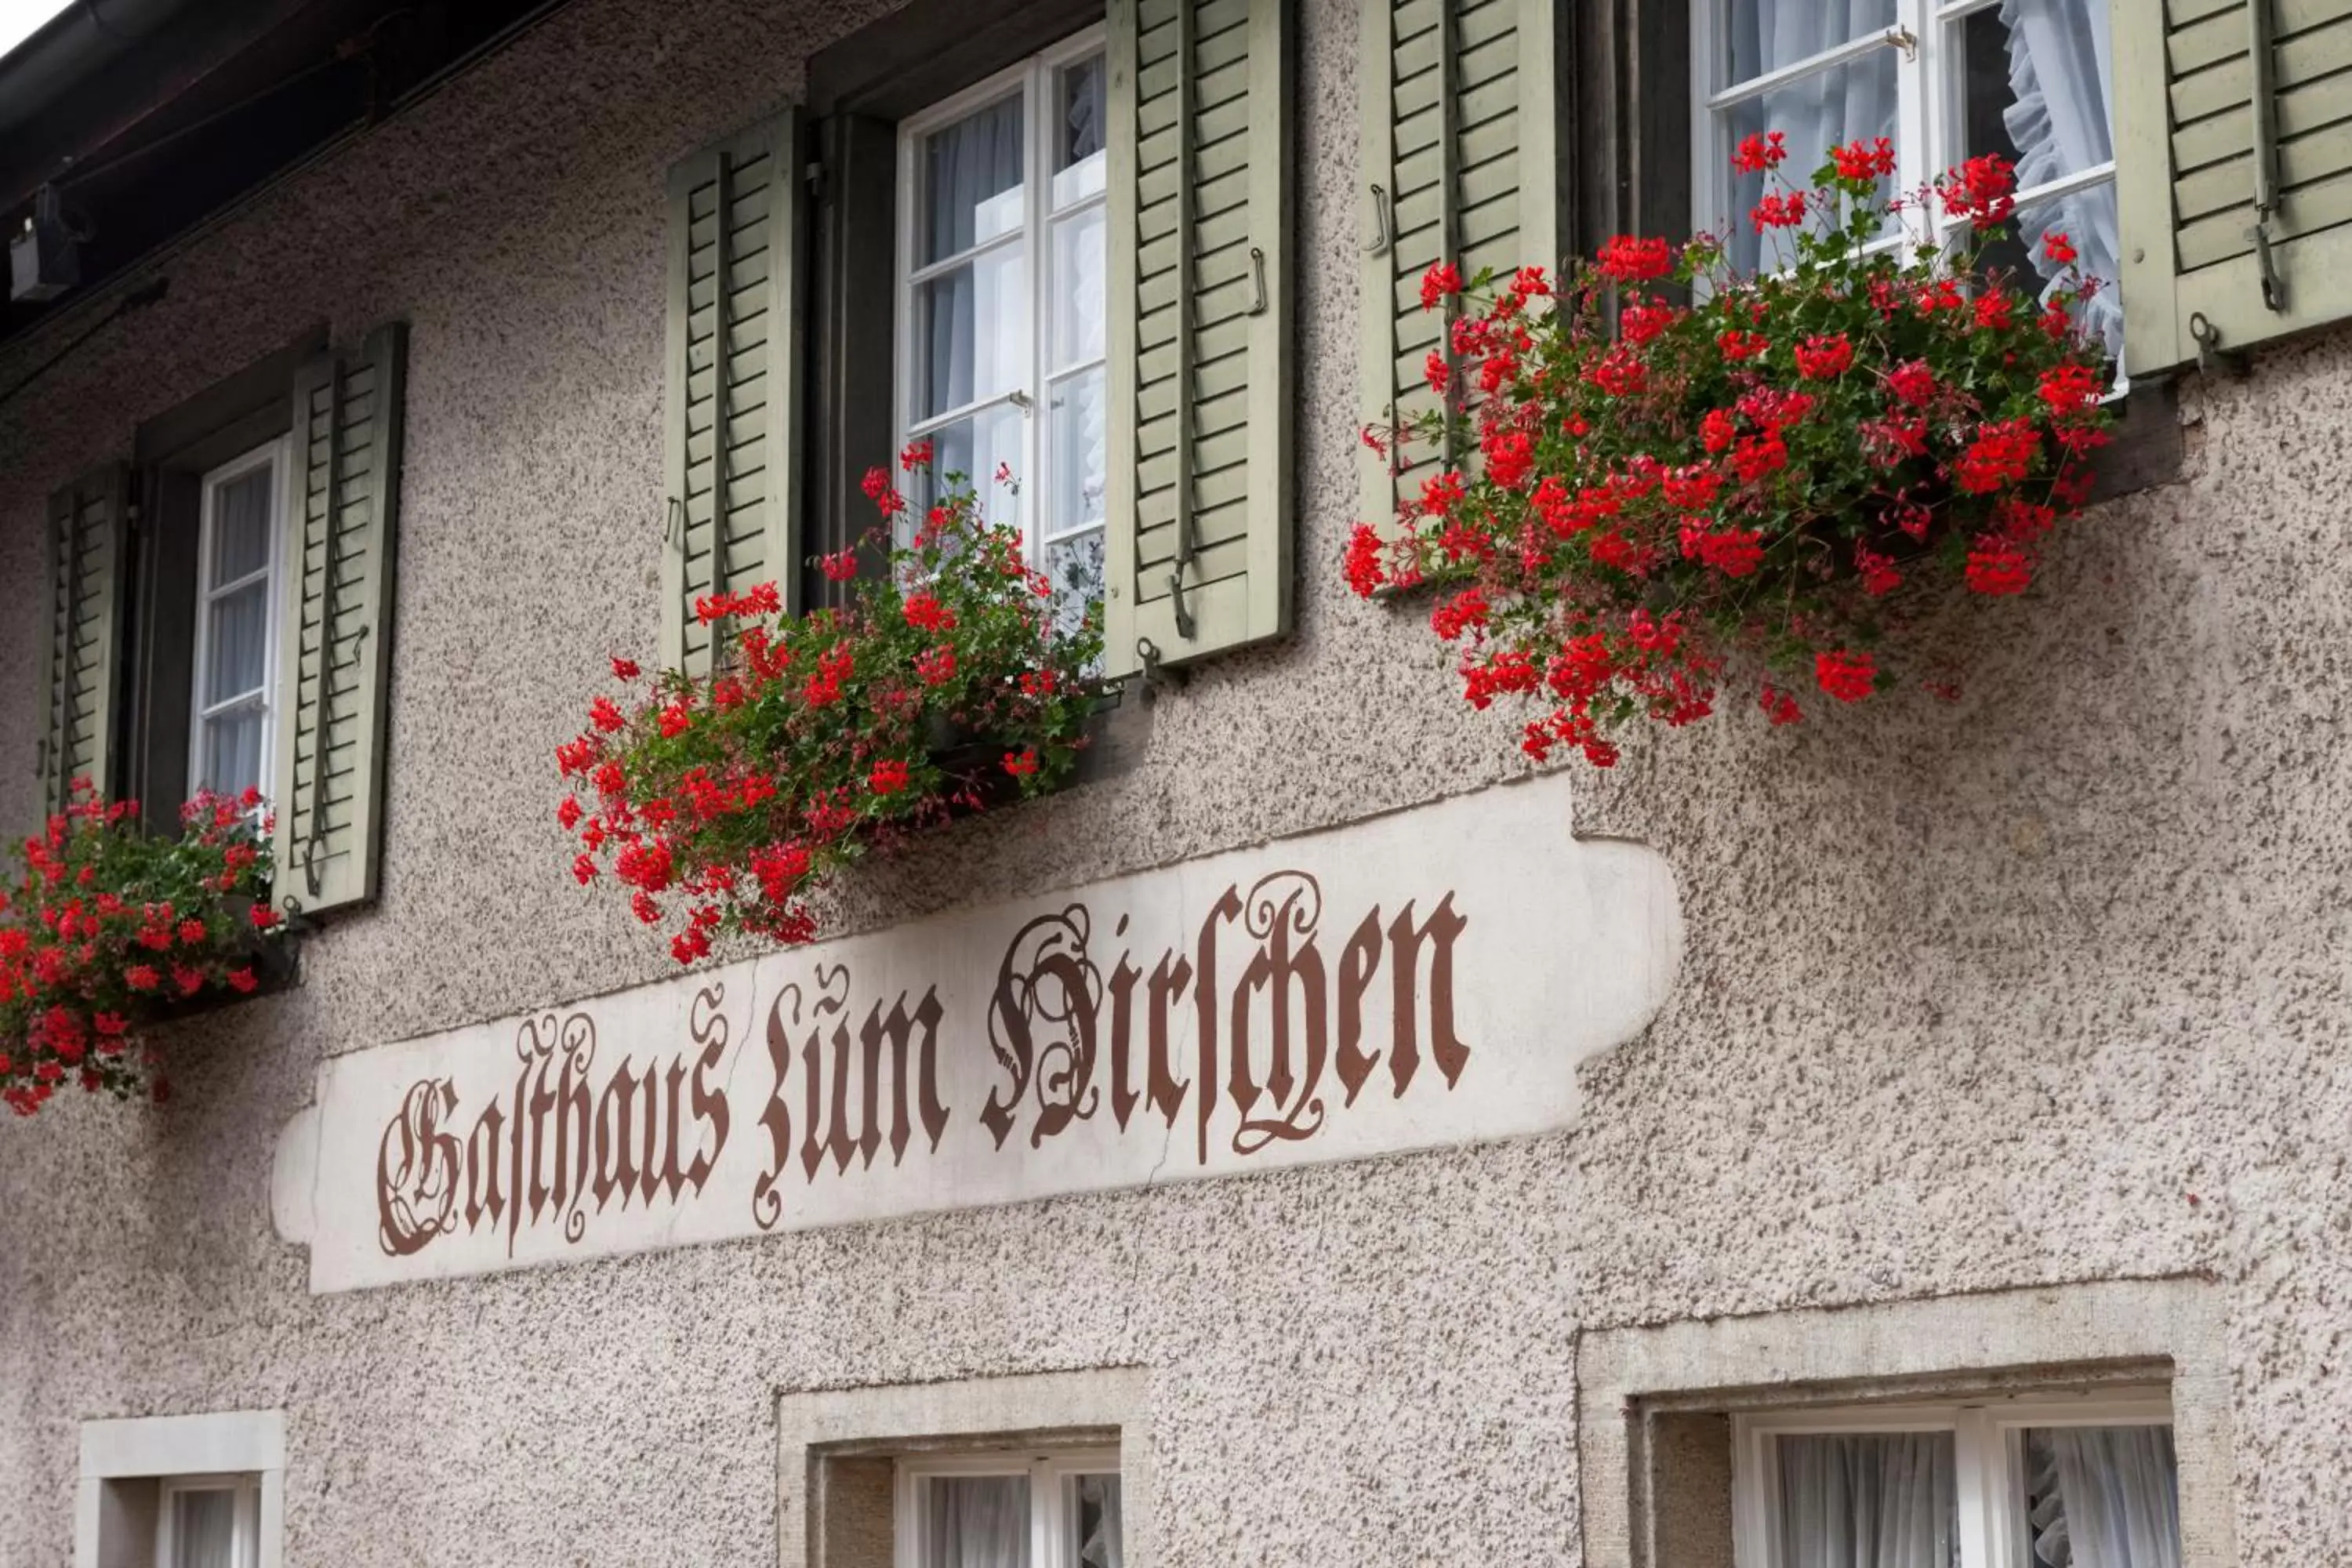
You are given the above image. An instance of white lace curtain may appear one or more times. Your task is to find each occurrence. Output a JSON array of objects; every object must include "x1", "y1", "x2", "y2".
[
  {"x1": 1777, "y1": 1432, "x2": 1958, "y2": 1568},
  {"x1": 1080, "y1": 1474, "x2": 1126, "y2": 1568},
  {"x1": 167, "y1": 1489, "x2": 240, "y2": 1568},
  {"x1": 1718, "y1": 0, "x2": 2123, "y2": 359},
  {"x1": 2029, "y1": 1426, "x2": 2183, "y2": 1568},
  {"x1": 926, "y1": 1475, "x2": 1030, "y2": 1568},
  {"x1": 920, "y1": 96, "x2": 1025, "y2": 416},
  {"x1": 2000, "y1": 0, "x2": 2125, "y2": 360}
]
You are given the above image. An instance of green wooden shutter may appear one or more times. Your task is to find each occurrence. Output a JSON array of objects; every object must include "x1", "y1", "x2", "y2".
[
  {"x1": 271, "y1": 323, "x2": 405, "y2": 918},
  {"x1": 1104, "y1": 0, "x2": 1293, "y2": 679},
  {"x1": 662, "y1": 111, "x2": 804, "y2": 677},
  {"x1": 1359, "y1": 0, "x2": 1566, "y2": 526},
  {"x1": 2118, "y1": 0, "x2": 2352, "y2": 372},
  {"x1": 36, "y1": 465, "x2": 129, "y2": 815}
]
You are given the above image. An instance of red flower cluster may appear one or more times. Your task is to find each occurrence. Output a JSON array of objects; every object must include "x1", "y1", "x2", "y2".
[
  {"x1": 558, "y1": 459, "x2": 1100, "y2": 960},
  {"x1": 1938, "y1": 154, "x2": 2019, "y2": 227},
  {"x1": 1348, "y1": 131, "x2": 2113, "y2": 764},
  {"x1": 2, "y1": 782, "x2": 280, "y2": 1115}
]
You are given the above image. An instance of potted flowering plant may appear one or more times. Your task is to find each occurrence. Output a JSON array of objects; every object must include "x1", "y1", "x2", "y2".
[
  {"x1": 1, "y1": 782, "x2": 285, "y2": 1116},
  {"x1": 558, "y1": 448, "x2": 1102, "y2": 961},
  {"x1": 1347, "y1": 132, "x2": 2115, "y2": 766}
]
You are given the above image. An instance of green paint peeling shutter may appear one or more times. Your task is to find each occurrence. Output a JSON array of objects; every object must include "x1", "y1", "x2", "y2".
[
  {"x1": 662, "y1": 111, "x2": 804, "y2": 677},
  {"x1": 1358, "y1": 0, "x2": 1566, "y2": 525},
  {"x1": 270, "y1": 323, "x2": 405, "y2": 919},
  {"x1": 37, "y1": 464, "x2": 129, "y2": 815},
  {"x1": 2118, "y1": 0, "x2": 2352, "y2": 372},
  {"x1": 1104, "y1": 0, "x2": 1293, "y2": 679}
]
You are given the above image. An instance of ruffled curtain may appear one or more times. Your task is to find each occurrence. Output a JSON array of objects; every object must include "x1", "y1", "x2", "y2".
[
  {"x1": 1999, "y1": 0, "x2": 2125, "y2": 361},
  {"x1": 1079, "y1": 1474, "x2": 1125, "y2": 1568},
  {"x1": 2029, "y1": 1426, "x2": 2183, "y2": 1568}
]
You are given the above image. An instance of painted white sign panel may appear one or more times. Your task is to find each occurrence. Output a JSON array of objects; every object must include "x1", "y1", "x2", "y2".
[{"x1": 273, "y1": 777, "x2": 1681, "y2": 1292}]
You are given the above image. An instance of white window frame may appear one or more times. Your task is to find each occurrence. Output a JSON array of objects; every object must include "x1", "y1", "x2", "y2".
[
  {"x1": 1730, "y1": 1386, "x2": 2175, "y2": 1568},
  {"x1": 154, "y1": 1473, "x2": 262, "y2": 1568},
  {"x1": 77, "y1": 1410, "x2": 285, "y2": 1568},
  {"x1": 187, "y1": 437, "x2": 289, "y2": 803},
  {"x1": 895, "y1": 1446, "x2": 1121, "y2": 1568},
  {"x1": 1687, "y1": 0, "x2": 2119, "y2": 299},
  {"x1": 893, "y1": 24, "x2": 1109, "y2": 566}
]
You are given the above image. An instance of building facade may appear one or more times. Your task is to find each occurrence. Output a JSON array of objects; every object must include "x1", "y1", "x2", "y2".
[{"x1": 0, "y1": 0, "x2": 2343, "y2": 1563}]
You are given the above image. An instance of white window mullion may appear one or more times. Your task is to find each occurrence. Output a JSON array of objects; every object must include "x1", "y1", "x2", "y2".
[
  {"x1": 1029, "y1": 1457, "x2": 1058, "y2": 1568},
  {"x1": 1953, "y1": 1405, "x2": 2002, "y2": 1568},
  {"x1": 895, "y1": 120, "x2": 917, "y2": 530},
  {"x1": 1026, "y1": 54, "x2": 1050, "y2": 565},
  {"x1": 1895, "y1": 0, "x2": 1934, "y2": 253},
  {"x1": 1689, "y1": 0, "x2": 1720, "y2": 238},
  {"x1": 1702, "y1": 28, "x2": 1908, "y2": 114}
]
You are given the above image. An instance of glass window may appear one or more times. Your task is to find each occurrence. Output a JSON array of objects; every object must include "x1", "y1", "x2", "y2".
[
  {"x1": 2020, "y1": 1425, "x2": 2181, "y2": 1568},
  {"x1": 155, "y1": 1475, "x2": 260, "y2": 1568},
  {"x1": 1695, "y1": 0, "x2": 2122, "y2": 365},
  {"x1": 190, "y1": 441, "x2": 284, "y2": 804},
  {"x1": 901, "y1": 1451, "x2": 1122, "y2": 1568},
  {"x1": 1773, "y1": 1432, "x2": 1956, "y2": 1567},
  {"x1": 1735, "y1": 1395, "x2": 2180, "y2": 1568},
  {"x1": 899, "y1": 28, "x2": 1109, "y2": 618}
]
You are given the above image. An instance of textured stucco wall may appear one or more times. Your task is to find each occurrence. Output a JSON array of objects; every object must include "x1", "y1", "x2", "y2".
[{"x1": 0, "y1": 0, "x2": 2346, "y2": 1559}]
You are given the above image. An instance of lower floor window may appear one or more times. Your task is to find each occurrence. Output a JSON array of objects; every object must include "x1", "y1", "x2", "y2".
[
  {"x1": 156, "y1": 1474, "x2": 261, "y2": 1568},
  {"x1": 1736, "y1": 1392, "x2": 2179, "y2": 1567},
  {"x1": 900, "y1": 1449, "x2": 1123, "y2": 1568}
]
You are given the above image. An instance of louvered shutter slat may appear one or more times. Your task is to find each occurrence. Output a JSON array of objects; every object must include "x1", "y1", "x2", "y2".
[
  {"x1": 2121, "y1": 0, "x2": 2352, "y2": 371},
  {"x1": 1359, "y1": 0, "x2": 1566, "y2": 533},
  {"x1": 662, "y1": 111, "x2": 803, "y2": 677},
  {"x1": 37, "y1": 466, "x2": 128, "y2": 815},
  {"x1": 270, "y1": 323, "x2": 405, "y2": 918},
  {"x1": 1105, "y1": 0, "x2": 1294, "y2": 679}
]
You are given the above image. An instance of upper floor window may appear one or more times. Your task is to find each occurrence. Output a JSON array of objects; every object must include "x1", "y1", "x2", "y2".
[
  {"x1": 898, "y1": 1449, "x2": 1124, "y2": 1568},
  {"x1": 1732, "y1": 1390, "x2": 2180, "y2": 1567},
  {"x1": 1693, "y1": 0, "x2": 2122, "y2": 365},
  {"x1": 189, "y1": 440, "x2": 285, "y2": 802},
  {"x1": 896, "y1": 27, "x2": 1110, "y2": 608}
]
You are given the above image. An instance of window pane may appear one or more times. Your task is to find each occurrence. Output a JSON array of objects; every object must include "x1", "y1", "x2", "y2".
[
  {"x1": 916, "y1": 251, "x2": 1030, "y2": 419},
  {"x1": 205, "y1": 581, "x2": 271, "y2": 705},
  {"x1": 1775, "y1": 1432, "x2": 1955, "y2": 1568},
  {"x1": 1073, "y1": 1473, "x2": 1125, "y2": 1568},
  {"x1": 199, "y1": 706, "x2": 268, "y2": 800},
  {"x1": 924, "y1": 95, "x2": 1025, "y2": 263},
  {"x1": 170, "y1": 1486, "x2": 238, "y2": 1568},
  {"x1": 1953, "y1": 0, "x2": 2112, "y2": 187},
  {"x1": 210, "y1": 464, "x2": 274, "y2": 583},
  {"x1": 1723, "y1": 0, "x2": 1895, "y2": 88},
  {"x1": 1050, "y1": 205, "x2": 1106, "y2": 369},
  {"x1": 2024, "y1": 1425, "x2": 2180, "y2": 1568},
  {"x1": 1978, "y1": 183, "x2": 2123, "y2": 367},
  {"x1": 918, "y1": 405, "x2": 1028, "y2": 535},
  {"x1": 1046, "y1": 366, "x2": 1107, "y2": 538},
  {"x1": 1053, "y1": 55, "x2": 1109, "y2": 209},
  {"x1": 1718, "y1": 49, "x2": 1896, "y2": 272},
  {"x1": 1044, "y1": 528, "x2": 1105, "y2": 645},
  {"x1": 923, "y1": 1475, "x2": 1029, "y2": 1568}
]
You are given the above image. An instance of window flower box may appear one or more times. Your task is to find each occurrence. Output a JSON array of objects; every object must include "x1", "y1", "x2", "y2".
[
  {"x1": 1349, "y1": 135, "x2": 2115, "y2": 766},
  {"x1": 2, "y1": 786, "x2": 289, "y2": 1115},
  {"x1": 558, "y1": 449, "x2": 1103, "y2": 961}
]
